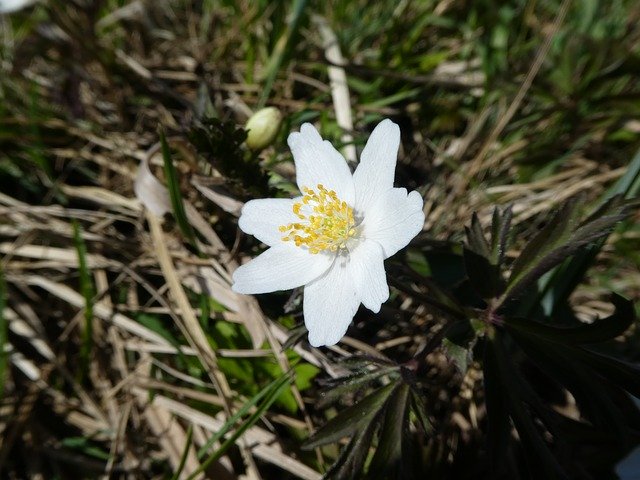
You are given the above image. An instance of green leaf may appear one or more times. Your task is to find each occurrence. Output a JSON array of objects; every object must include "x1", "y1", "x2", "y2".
[
  {"x1": 490, "y1": 205, "x2": 513, "y2": 266},
  {"x1": 507, "y1": 197, "x2": 583, "y2": 291},
  {"x1": 303, "y1": 382, "x2": 397, "y2": 450},
  {"x1": 504, "y1": 326, "x2": 632, "y2": 438},
  {"x1": 463, "y1": 247, "x2": 504, "y2": 299},
  {"x1": 537, "y1": 148, "x2": 640, "y2": 315},
  {"x1": 465, "y1": 212, "x2": 491, "y2": 259},
  {"x1": 504, "y1": 195, "x2": 629, "y2": 303},
  {"x1": 574, "y1": 347, "x2": 640, "y2": 400},
  {"x1": 324, "y1": 414, "x2": 378, "y2": 480},
  {"x1": 410, "y1": 390, "x2": 432, "y2": 436},
  {"x1": 482, "y1": 335, "x2": 511, "y2": 473},
  {"x1": 442, "y1": 338, "x2": 469, "y2": 374},
  {"x1": 317, "y1": 366, "x2": 399, "y2": 407},
  {"x1": 486, "y1": 332, "x2": 568, "y2": 479},
  {"x1": 159, "y1": 129, "x2": 199, "y2": 250},
  {"x1": 463, "y1": 209, "x2": 508, "y2": 298},
  {"x1": 368, "y1": 383, "x2": 410, "y2": 479},
  {"x1": 506, "y1": 294, "x2": 634, "y2": 345}
]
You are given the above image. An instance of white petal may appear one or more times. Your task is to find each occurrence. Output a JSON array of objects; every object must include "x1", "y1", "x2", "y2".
[
  {"x1": 349, "y1": 240, "x2": 389, "y2": 313},
  {"x1": 352, "y1": 119, "x2": 400, "y2": 214},
  {"x1": 303, "y1": 257, "x2": 360, "y2": 347},
  {"x1": 232, "y1": 245, "x2": 333, "y2": 294},
  {"x1": 238, "y1": 197, "x2": 300, "y2": 247},
  {"x1": 287, "y1": 123, "x2": 355, "y2": 204},
  {"x1": 362, "y1": 188, "x2": 424, "y2": 259}
]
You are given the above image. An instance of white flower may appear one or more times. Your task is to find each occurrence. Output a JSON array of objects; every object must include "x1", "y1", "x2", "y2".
[{"x1": 232, "y1": 119, "x2": 424, "y2": 347}]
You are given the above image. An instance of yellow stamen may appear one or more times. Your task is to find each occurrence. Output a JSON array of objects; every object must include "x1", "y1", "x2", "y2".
[{"x1": 280, "y1": 184, "x2": 357, "y2": 254}]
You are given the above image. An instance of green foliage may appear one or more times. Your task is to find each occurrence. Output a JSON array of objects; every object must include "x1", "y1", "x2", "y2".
[
  {"x1": 311, "y1": 190, "x2": 639, "y2": 478},
  {"x1": 160, "y1": 129, "x2": 199, "y2": 250},
  {"x1": 304, "y1": 358, "x2": 428, "y2": 479},
  {"x1": 188, "y1": 117, "x2": 270, "y2": 198}
]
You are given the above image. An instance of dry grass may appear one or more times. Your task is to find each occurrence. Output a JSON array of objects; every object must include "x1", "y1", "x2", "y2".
[{"x1": 1, "y1": 1, "x2": 639, "y2": 478}]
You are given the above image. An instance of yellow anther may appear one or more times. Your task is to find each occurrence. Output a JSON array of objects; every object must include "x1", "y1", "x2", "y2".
[{"x1": 280, "y1": 184, "x2": 357, "y2": 254}]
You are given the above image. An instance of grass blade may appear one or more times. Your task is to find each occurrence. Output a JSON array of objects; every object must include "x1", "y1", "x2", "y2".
[
  {"x1": 257, "y1": 0, "x2": 308, "y2": 108},
  {"x1": 72, "y1": 220, "x2": 94, "y2": 379},
  {"x1": 159, "y1": 128, "x2": 199, "y2": 251},
  {"x1": 170, "y1": 424, "x2": 194, "y2": 480},
  {"x1": 186, "y1": 373, "x2": 293, "y2": 480}
]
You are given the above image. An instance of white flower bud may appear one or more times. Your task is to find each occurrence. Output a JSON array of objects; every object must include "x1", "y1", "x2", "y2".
[{"x1": 245, "y1": 107, "x2": 282, "y2": 151}]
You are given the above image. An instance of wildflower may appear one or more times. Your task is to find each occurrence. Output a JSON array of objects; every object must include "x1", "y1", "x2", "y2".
[{"x1": 232, "y1": 120, "x2": 424, "y2": 347}]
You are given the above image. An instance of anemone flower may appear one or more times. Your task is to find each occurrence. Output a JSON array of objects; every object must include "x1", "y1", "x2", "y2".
[{"x1": 233, "y1": 119, "x2": 424, "y2": 347}]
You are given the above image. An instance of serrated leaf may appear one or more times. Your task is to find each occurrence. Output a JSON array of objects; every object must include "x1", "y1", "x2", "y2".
[
  {"x1": 318, "y1": 367, "x2": 399, "y2": 407},
  {"x1": 490, "y1": 205, "x2": 513, "y2": 266},
  {"x1": 324, "y1": 414, "x2": 378, "y2": 480},
  {"x1": 509, "y1": 197, "x2": 583, "y2": 284},
  {"x1": 504, "y1": 195, "x2": 628, "y2": 303},
  {"x1": 538, "y1": 148, "x2": 640, "y2": 314},
  {"x1": 465, "y1": 212, "x2": 491, "y2": 259},
  {"x1": 303, "y1": 382, "x2": 397, "y2": 450},
  {"x1": 464, "y1": 209, "x2": 509, "y2": 298},
  {"x1": 367, "y1": 383, "x2": 410, "y2": 479}
]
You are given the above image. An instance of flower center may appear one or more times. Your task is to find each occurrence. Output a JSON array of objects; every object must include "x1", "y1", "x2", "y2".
[{"x1": 279, "y1": 184, "x2": 357, "y2": 254}]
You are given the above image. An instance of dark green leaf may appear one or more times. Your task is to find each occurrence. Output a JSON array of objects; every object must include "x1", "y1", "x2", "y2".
[
  {"x1": 463, "y1": 247, "x2": 505, "y2": 299},
  {"x1": 442, "y1": 338, "x2": 470, "y2": 374},
  {"x1": 409, "y1": 390, "x2": 432, "y2": 434},
  {"x1": 160, "y1": 129, "x2": 199, "y2": 250},
  {"x1": 575, "y1": 347, "x2": 640, "y2": 400},
  {"x1": 188, "y1": 118, "x2": 269, "y2": 197},
  {"x1": 504, "y1": 195, "x2": 628, "y2": 303},
  {"x1": 506, "y1": 326, "x2": 630, "y2": 436},
  {"x1": 482, "y1": 335, "x2": 511, "y2": 473},
  {"x1": 506, "y1": 294, "x2": 634, "y2": 345},
  {"x1": 368, "y1": 383, "x2": 410, "y2": 479},
  {"x1": 465, "y1": 212, "x2": 491, "y2": 259},
  {"x1": 302, "y1": 382, "x2": 397, "y2": 450},
  {"x1": 509, "y1": 197, "x2": 583, "y2": 284},
  {"x1": 487, "y1": 332, "x2": 568, "y2": 479},
  {"x1": 318, "y1": 367, "x2": 399, "y2": 407},
  {"x1": 490, "y1": 205, "x2": 513, "y2": 266},
  {"x1": 324, "y1": 414, "x2": 378, "y2": 480}
]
